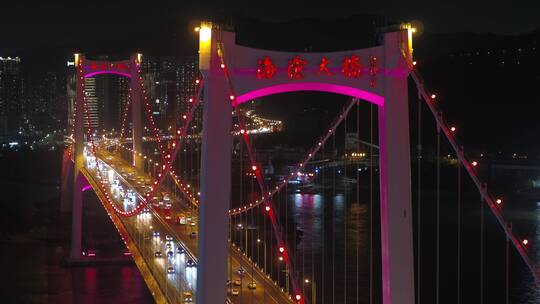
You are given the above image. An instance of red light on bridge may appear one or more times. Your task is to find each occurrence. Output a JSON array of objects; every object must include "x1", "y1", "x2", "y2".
[
  {"x1": 496, "y1": 199, "x2": 502, "y2": 205},
  {"x1": 265, "y1": 205, "x2": 271, "y2": 212},
  {"x1": 472, "y1": 161, "x2": 478, "y2": 167},
  {"x1": 252, "y1": 165, "x2": 257, "y2": 171},
  {"x1": 431, "y1": 94, "x2": 437, "y2": 99},
  {"x1": 195, "y1": 79, "x2": 200, "y2": 84},
  {"x1": 295, "y1": 294, "x2": 302, "y2": 301},
  {"x1": 182, "y1": 114, "x2": 187, "y2": 120},
  {"x1": 412, "y1": 61, "x2": 417, "y2": 66},
  {"x1": 240, "y1": 129, "x2": 245, "y2": 134},
  {"x1": 523, "y1": 239, "x2": 529, "y2": 245},
  {"x1": 279, "y1": 246, "x2": 285, "y2": 253},
  {"x1": 220, "y1": 63, "x2": 226, "y2": 69},
  {"x1": 450, "y1": 127, "x2": 456, "y2": 132},
  {"x1": 229, "y1": 95, "x2": 235, "y2": 101}
]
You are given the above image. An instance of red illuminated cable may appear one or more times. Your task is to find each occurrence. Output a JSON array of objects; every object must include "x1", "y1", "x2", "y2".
[{"x1": 216, "y1": 39, "x2": 304, "y2": 303}]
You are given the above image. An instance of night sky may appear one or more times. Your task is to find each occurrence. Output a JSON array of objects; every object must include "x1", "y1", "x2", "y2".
[
  {"x1": 2, "y1": 2, "x2": 540, "y2": 152},
  {"x1": 1, "y1": 1, "x2": 539, "y2": 75},
  {"x1": 1, "y1": 1, "x2": 539, "y2": 51}
]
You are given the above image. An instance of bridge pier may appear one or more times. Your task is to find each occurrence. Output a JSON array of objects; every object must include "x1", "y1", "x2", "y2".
[
  {"x1": 69, "y1": 173, "x2": 84, "y2": 259},
  {"x1": 377, "y1": 30, "x2": 415, "y2": 304},
  {"x1": 60, "y1": 149, "x2": 74, "y2": 212}
]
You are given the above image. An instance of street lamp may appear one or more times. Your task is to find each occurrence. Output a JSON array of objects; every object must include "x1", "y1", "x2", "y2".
[
  {"x1": 304, "y1": 278, "x2": 316, "y2": 304},
  {"x1": 246, "y1": 224, "x2": 257, "y2": 286},
  {"x1": 255, "y1": 236, "x2": 267, "y2": 303}
]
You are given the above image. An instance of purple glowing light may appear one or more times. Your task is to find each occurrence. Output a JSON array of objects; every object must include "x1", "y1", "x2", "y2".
[
  {"x1": 82, "y1": 185, "x2": 92, "y2": 192},
  {"x1": 235, "y1": 82, "x2": 384, "y2": 106},
  {"x1": 84, "y1": 71, "x2": 132, "y2": 78}
]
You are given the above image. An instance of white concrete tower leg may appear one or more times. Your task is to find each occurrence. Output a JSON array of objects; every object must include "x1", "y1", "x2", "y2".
[
  {"x1": 378, "y1": 30, "x2": 415, "y2": 304},
  {"x1": 197, "y1": 23, "x2": 234, "y2": 304},
  {"x1": 131, "y1": 54, "x2": 143, "y2": 169},
  {"x1": 70, "y1": 54, "x2": 85, "y2": 260}
]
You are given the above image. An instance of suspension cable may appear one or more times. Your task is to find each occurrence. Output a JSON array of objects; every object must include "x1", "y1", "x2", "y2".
[
  {"x1": 405, "y1": 59, "x2": 540, "y2": 284},
  {"x1": 369, "y1": 102, "x2": 374, "y2": 304},
  {"x1": 457, "y1": 159, "x2": 462, "y2": 304},
  {"x1": 506, "y1": 222, "x2": 510, "y2": 304},
  {"x1": 356, "y1": 100, "x2": 360, "y2": 304},
  {"x1": 344, "y1": 111, "x2": 348, "y2": 304},
  {"x1": 229, "y1": 99, "x2": 357, "y2": 215},
  {"x1": 321, "y1": 142, "x2": 326, "y2": 304},
  {"x1": 436, "y1": 113, "x2": 441, "y2": 304},
  {"x1": 332, "y1": 127, "x2": 336, "y2": 304},
  {"x1": 480, "y1": 192, "x2": 484, "y2": 304},
  {"x1": 417, "y1": 91, "x2": 422, "y2": 304}
]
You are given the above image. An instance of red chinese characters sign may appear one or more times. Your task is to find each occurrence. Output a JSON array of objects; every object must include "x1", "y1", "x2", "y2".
[
  {"x1": 256, "y1": 54, "x2": 379, "y2": 86},
  {"x1": 257, "y1": 56, "x2": 276, "y2": 79},
  {"x1": 319, "y1": 57, "x2": 332, "y2": 76},
  {"x1": 287, "y1": 56, "x2": 307, "y2": 80},
  {"x1": 89, "y1": 62, "x2": 129, "y2": 71},
  {"x1": 369, "y1": 56, "x2": 378, "y2": 88},
  {"x1": 342, "y1": 55, "x2": 363, "y2": 78}
]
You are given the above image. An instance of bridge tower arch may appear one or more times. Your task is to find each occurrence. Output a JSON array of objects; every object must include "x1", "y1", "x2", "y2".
[
  {"x1": 198, "y1": 22, "x2": 415, "y2": 304},
  {"x1": 67, "y1": 54, "x2": 144, "y2": 260}
]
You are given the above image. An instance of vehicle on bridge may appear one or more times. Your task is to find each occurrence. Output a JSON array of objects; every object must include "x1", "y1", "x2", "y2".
[
  {"x1": 228, "y1": 288, "x2": 239, "y2": 296},
  {"x1": 163, "y1": 209, "x2": 173, "y2": 221},
  {"x1": 177, "y1": 213, "x2": 187, "y2": 225},
  {"x1": 182, "y1": 291, "x2": 193, "y2": 303}
]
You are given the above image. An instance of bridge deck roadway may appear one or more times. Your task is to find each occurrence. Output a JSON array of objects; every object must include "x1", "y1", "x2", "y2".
[{"x1": 87, "y1": 148, "x2": 293, "y2": 304}]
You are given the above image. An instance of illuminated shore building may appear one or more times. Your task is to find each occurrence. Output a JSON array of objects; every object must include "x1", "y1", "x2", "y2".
[{"x1": 0, "y1": 56, "x2": 24, "y2": 142}]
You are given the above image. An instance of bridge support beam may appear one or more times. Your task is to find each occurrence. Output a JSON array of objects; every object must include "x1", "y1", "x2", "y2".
[
  {"x1": 197, "y1": 23, "x2": 233, "y2": 304},
  {"x1": 60, "y1": 149, "x2": 74, "y2": 212},
  {"x1": 131, "y1": 55, "x2": 143, "y2": 170},
  {"x1": 70, "y1": 54, "x2": 86, "y2": 260},
  {"x1": 377, "y1": 30, "x2": 415, "y2": 304},
  {"x1": 70, "y1": 173, "x2": 84, "y2": 259}
]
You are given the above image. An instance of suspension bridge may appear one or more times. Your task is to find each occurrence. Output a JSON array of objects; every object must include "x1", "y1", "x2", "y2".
[{"x1": 60, "y1": 22, "x2": 540, "y2": 304}]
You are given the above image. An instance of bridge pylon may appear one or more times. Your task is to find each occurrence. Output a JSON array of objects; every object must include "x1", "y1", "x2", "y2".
[
  {"x1": 197, "y1": 22, "x2": 234, "y2": 304},
  {"x1": 130, "y1": 54, "x2": 143, "y2": 170},
  {"x1": 67, "y1": 53, "x2": 145, "y2": 260},
  {"x1": 197, "y1": 21, "x2": 416, "y2": 304},
  {"x1": 69, "y1": 53, "x2": 85, "y2": 260}
]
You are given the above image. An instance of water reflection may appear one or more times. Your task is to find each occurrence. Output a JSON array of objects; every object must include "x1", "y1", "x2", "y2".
[{"x1": 290, "y1": 189, "x2": 370, "y2": 304}]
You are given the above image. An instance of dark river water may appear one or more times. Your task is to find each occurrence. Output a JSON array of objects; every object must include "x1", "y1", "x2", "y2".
[
  {"x1": 231, "y1": 163, "x2": 540, "y2": 304},
  {"x1": 9, "y1": 147, "x2": 536, "y2": 303}
]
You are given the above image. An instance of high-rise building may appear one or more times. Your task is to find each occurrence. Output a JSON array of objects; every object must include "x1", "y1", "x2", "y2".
[
  {"x1": 84, "y1": 77, "x2": 99, "y2": 128},
  {"x1": 176, "y1": 56, "x2": 198, "y2": 115},
  {"x1": 27, "y1": 71, "x2": 67, "y2": 133},
  {"x1": 140, "y1": 56, "x2": 198, "y2": 131},
  {"x1": 0, "y1": 56, "x2": 24, "y2": 142}
]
